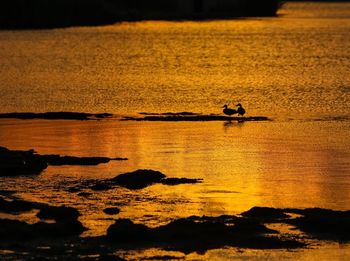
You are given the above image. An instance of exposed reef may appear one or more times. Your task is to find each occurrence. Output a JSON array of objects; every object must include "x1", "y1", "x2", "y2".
[
  {"x1": 0, "y1": 198, "x2": 86, "y2": 239},
  {"x1": 240, "y1": 207, "x2": 350, "y2": 241},
  {"x1": 1, "y1": 198, "x2": 350, "y2": 259},
  {"x1": 103, "y1": 207, "x2": 121, "y2": 215},
  {"x1": 0, "y1": 146, "x2": 126, "y2": 176},
  {"x1": 106, "y1": 216, "x2": 303, "y2": 254},
  {"x1": 241, "y1": 206, "x2": 291, "y2": 221},
  {"x1": 83, "y1": 169, "x2": 203, "y2": 191},
  {"x1": 0, "y1": 147, "x2": 48, "y2": 176},
  {"x1": 123, "y1": 112, "x2": 270, "y2": 122},
  {"x1": 41, "y1": 154, "x2": 127, "y2": 166},
  {"x1": 0, "y1": 112, "x2": 113, "y2": 120},
  {"x1": 285, "y1": 208, "x2": 350, "y2": 241}
]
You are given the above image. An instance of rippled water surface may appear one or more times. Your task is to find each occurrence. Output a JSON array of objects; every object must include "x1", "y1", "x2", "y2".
[
  {"x1": 0, "y1": 3, "x2": 349, "y2": 119},
  {"x1": 0, "y1": 2, "x2": 350, "y2": 260}
]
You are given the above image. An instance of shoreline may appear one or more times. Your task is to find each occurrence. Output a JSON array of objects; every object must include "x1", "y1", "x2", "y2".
[{"x1": 1, "y1": 193, "x2": 349, "y2": 259}]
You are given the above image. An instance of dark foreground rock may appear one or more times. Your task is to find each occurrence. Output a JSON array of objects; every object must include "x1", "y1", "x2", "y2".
[
  {"x1": 241, "y1": 206, "x2": 291, "y2": 221},
  {"x1": 2, "y1": 203, "x2": 350, "y2": 259},
  {"x1": 0, "y1": 112, "x2": 113, "y2": 120},
  {"x1": 0, "y1": 147, "x2": 48, "y2": 176},
  {"x1": 106, "y1": 216, "x2": 304, "y2": 254},
  {"x1": 241, "y1": 206, "x2": 350, "y2": 241},
  {"x1": 0, "y1": 146, "x2": 126, "y2": 176},
  {"x1": 0, "y1": 197, "x2": 36, "y2": 214},
  {"x1": 0, "y1": 200, "x2": 86, "y2": 239},
  {"x1": 85, "y1": 169, "x2": 203, "y2": 190},
  {"x1": 285, "y1": 208, "x2": 350, "y2": 241}
]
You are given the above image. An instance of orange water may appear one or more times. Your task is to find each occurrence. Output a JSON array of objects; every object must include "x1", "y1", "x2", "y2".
[
  {"x1": 0, "y1": 2, "x2": 350, "y2": 260},
  {"x1": 0, "y1": 3, "x2": 349, "y2": 120}
]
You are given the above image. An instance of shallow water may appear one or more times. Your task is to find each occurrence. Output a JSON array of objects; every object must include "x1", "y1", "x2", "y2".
[{"x1": 0, "y1": 2, "x2": 350, "y2": 260}]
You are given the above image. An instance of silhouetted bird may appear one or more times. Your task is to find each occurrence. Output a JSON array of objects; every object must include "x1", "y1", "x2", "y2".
[
  {"x1": 236, "y1": 103, "x2": 246, "y2": 116},
  {"x1": 222, "y1": 105, "x2": 238, "y2": 116}
]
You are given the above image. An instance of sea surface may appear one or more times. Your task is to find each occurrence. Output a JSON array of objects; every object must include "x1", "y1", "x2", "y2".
[{"x1": 0, "y1": 2, "x2": 350, "y2": 260}]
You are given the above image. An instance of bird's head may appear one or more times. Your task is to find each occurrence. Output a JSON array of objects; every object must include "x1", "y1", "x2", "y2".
[
  {"x1": 222, "y1": 105, "x2": 228, "y2": 108},
  {"x1": 236, "y1": 103, "x2": 242, "y2": 107}
]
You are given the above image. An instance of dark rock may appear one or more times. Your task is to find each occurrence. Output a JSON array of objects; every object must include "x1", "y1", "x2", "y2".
[
  {"x1": 145, "y1": 256, "x2": 183, "y2": 260},
  {"x1": 107, "y1": 219, "x2": 152, "y2": 242},
  {"x1": 99, "y1": 255, "x2": 127, "y2": 261},
  {"x1": 103, "y1": 207, "x2": 120, "y2": 215},
  {"x1": 0, "y1": 217, "x2": 86, "y2": 239},
  {"x1": 0, "y1": 190, "x2": 16, "y2": 196},
  {"x1": 67, "y1": 187, "x2": 82, "y2": 193},
  {"x1": 0, "y1": 219, "x2": 36, "y2": 239},
  {"x1": 241, "y1": 207, "x2": 291, "y2": 220},
  {"x1": 111, "y1": 169, "x2": 166, "y2": 189},
  {"x1": 81, "y1": 169, "x2": 202, "y2": 191},
  {"x1": 0, "y1": 146, "x2": 48, "y2": 176},
  {"x1": 91, "y1": 183, "x2": 112, "y2": 191},
  {"x1": 161, "y1": 177, "x2": 202, "y2": 185},
  {"x1": 0, "y1": 146, "x2": 127, "y2": 176},
  {"x1": 123, "y1": 115, "x2": 271, "y2": 122},
  {"x1": 32, "y1": 220, "x2": 86, "y2": 237},
  {"x1": 37, "y1": 205, "x2": 80, "y2": 222},
  {"x1": 107, "y1": 216, "x2": 305, "y2": 253},
  {"x1": 78, "y1": 192, "x2": 93, "y2": 197},
  {"x1": 285, "y1": 208, "x2": 350, "y2": 241},
  {"x1": 139, "y1": 112, "x2": 199, "y2": 116},
  {"x1": 0, "y1": 199, "x2": 86, "y2": 239},
  {"x1": 231, "y1": 218, "x2": 278, "y2": 234},
  {"x1": 41, "y1": 154, "x2": 127, "y2": 166},
  {"x1": 0, "y1": 198, "x2": 35, "y2": 214},
  {"x1": 31, "y1": 220, "x2": 86, "y2": 237},
  {"x1": 0, "y1": 112, "x2": 114, "y2": 120}
]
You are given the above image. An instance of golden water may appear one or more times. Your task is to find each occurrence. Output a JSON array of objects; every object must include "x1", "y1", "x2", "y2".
[{"x1": 0, "y1": 2, "x2": 350, "y2": 260}]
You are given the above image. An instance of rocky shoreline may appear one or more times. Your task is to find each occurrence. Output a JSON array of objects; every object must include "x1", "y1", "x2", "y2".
[
  {"x1": 1, "y1": 193, "x2": 349, "y2": 260},
  {"x1": 0, "y1": 146, "x2": 127, "y2": 176},
  {"x1": 1, "y1": 146, "x2": 349, "y2": 259}
]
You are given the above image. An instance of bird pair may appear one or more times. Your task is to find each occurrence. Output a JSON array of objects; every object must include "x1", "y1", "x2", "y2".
[{"x1": 222, "y1": 103, "x2": 245, "y2": 116}]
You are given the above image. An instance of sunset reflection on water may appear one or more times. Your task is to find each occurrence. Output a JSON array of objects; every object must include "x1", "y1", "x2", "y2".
[{"x1": 0, "y1": 118, "x2": 349, "y2": 239}]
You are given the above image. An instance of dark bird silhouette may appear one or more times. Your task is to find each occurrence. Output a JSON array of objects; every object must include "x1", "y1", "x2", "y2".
[
  {"x1": 222, "y1": 105, "x2": 238, "y2": 116},
  {"x1": 236, "y1": 103, "x2": 246, "y2": 116}
]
